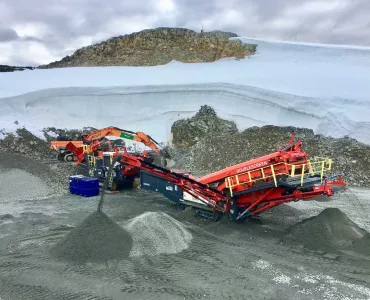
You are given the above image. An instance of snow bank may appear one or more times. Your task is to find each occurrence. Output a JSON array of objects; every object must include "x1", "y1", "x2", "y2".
[
  {"x1": 0, "y1": 83, "x2": 369, "y2": 144},
  {"x1": 0, "y1": 37, "x2": 369, "y2": 144}
]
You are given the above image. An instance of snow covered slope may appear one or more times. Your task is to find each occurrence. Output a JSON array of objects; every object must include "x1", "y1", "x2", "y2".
[{"x1": 0, "y1": 37, "x2": 369, "y2": 144}]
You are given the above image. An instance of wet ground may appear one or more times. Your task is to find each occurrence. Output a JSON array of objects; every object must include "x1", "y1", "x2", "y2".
[{"x1": 1, "y1": 165, "x2": 370, "y2": 299}]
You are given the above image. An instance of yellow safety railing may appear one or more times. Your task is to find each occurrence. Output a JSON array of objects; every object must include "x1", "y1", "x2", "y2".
[
  {"x1": 83, "y1": 144, "x2": 89, "y2": 153},
  {"x1": 87, "y1": 155, "x2": 97, "y2": 167},
  {"x1": 225, "y1": 157, "x2": 333, "y2": 196}
]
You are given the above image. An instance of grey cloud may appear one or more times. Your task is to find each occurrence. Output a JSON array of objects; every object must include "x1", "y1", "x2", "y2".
[
  {"x1": 3, "y1": 0, "x2": 158, "y2": 37},
  {"x1": 172, "y1": 0, "x2": 370, "y2": 44},
  {"x1": 0, "y1": 27, "x2": 19, "y2": 41},
  {"x1": 0, "y1": 27, "x2": 41, "y2": 43}
]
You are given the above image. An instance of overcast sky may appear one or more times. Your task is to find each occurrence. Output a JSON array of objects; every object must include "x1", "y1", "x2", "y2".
[{"x1": 0, "y1": 0, "x2": 369, "y2": 66}]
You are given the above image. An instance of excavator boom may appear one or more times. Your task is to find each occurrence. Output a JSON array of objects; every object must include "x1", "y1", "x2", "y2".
[{"x1": 83, "y1": 126, "x2": 163, "y2": 154}]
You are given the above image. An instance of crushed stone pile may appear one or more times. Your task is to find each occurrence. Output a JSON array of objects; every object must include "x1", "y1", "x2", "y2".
[
  {"x1": 0, "y1": 168, "x2": 53, "y2": 201},
  {"x1": 0, "y1": 153, "x2": 78, "y2": 195},
  {"x1": 284, "y1": 208, "x2": 370, "y2": 254},
  {"x1": 50, "y1": 211, "x2": 133, "y2": 263},
  {"x1": 124, "y1": 212, "x2": 192, "y2": 257}
]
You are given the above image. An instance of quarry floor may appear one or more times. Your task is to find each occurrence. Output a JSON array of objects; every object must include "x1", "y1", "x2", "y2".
[{"x1": 1, "y1": 159, "x2": 370, "y2": 300}]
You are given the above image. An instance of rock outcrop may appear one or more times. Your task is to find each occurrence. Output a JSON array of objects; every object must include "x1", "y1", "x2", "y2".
[
  {"x1": 171, "y1": 105, "x2": 238, "y2": 148},
  {"x1": 170, "y1": 106, "x2": 370, "y2": 187},
  {"x1": 39, "y1": 27, "x2": 257, "y2": 68}
]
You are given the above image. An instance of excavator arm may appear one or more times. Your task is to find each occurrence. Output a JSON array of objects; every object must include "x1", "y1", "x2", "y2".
[{"x1": 82, "y1": 126, "x2": 166, "y2": 155}]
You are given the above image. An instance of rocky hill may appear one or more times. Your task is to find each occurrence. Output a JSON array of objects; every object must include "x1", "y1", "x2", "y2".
[
  {"x1": 170, "y1": 105, "x2": 370, "y2": 187},
  {"x1": 39, "y1": 27, "x2": 257, "y2": 68}
]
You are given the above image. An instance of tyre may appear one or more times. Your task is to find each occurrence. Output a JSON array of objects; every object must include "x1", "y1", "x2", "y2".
[
  {"x1": 56, "y1": 152, "x2": 65, "y2": 161},
  {"x1": 64, "y1": 154, "x2": 74, "y2": 162}
]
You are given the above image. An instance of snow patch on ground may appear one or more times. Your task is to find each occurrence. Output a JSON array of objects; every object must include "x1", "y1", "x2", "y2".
[
  {"x1": 273, "y1": 274, "x2": 291, "y2": 284},
  {"x1": 252, "y1": 259, "x2": 370, "y2": 299}
]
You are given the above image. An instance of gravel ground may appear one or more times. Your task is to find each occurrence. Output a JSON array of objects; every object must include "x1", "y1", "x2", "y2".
[{"x1": 1, "y1": 157, "x2": 370, "y2": 299}]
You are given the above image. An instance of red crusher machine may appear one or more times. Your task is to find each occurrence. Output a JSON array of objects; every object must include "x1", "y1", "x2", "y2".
[{"x1": 105, "y1": 132, "x2": 347, "y2": 221}]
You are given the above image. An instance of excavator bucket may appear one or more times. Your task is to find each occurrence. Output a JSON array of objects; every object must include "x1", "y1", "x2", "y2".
[
  {"x1": 158, "y1": 146, "x2": 176, "y2": 167},
  {"x1": 165, "y1": 157, "x2": 176, "y2": 168}
]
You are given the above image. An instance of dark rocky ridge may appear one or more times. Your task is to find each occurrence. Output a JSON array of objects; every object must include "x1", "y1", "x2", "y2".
[
  {"x1": 39, "y1": 27, "x2": 257, "y2": 68},
  {"x1": 0, "y1": 65, "x2": 35, "y2": 72},
  {"x1": 170, "y1": 105, "x2": 370, "y2": 187}
]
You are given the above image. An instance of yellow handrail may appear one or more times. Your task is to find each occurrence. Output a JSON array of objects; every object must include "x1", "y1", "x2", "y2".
[
  {"x1": 87, "y1": 155, "x2": 96, "y2": 168},
  {"x1": 225, "y1": 157, "x2": 333, "y2": 196}
]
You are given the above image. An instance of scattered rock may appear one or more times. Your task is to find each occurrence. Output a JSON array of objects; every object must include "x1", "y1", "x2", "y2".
[{"x1": 50, "y1": 211, "x2": 133, "y2": 263}]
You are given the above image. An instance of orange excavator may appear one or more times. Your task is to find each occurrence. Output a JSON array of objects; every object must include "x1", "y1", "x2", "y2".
[
  {"x1": 57, "y1": 126, "x2": 171, "y2": 164},
  {"x1": 57, "y1": 127, "x2": 173, "y2": 191}
]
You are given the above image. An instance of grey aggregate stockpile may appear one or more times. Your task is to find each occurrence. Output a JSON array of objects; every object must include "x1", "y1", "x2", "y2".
[
  {"x1": 0, "y1": 168, "x2": 52, "y2": 201},
  {"x1": 124, "y1": 212, "x2": 193, "y2": 257},
  {"x1": 50, "y1": 211, "x2": 133, "y2": 263},
  {"x1": 285, "y1": 208, "x2": 370, "y2": 254}
]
